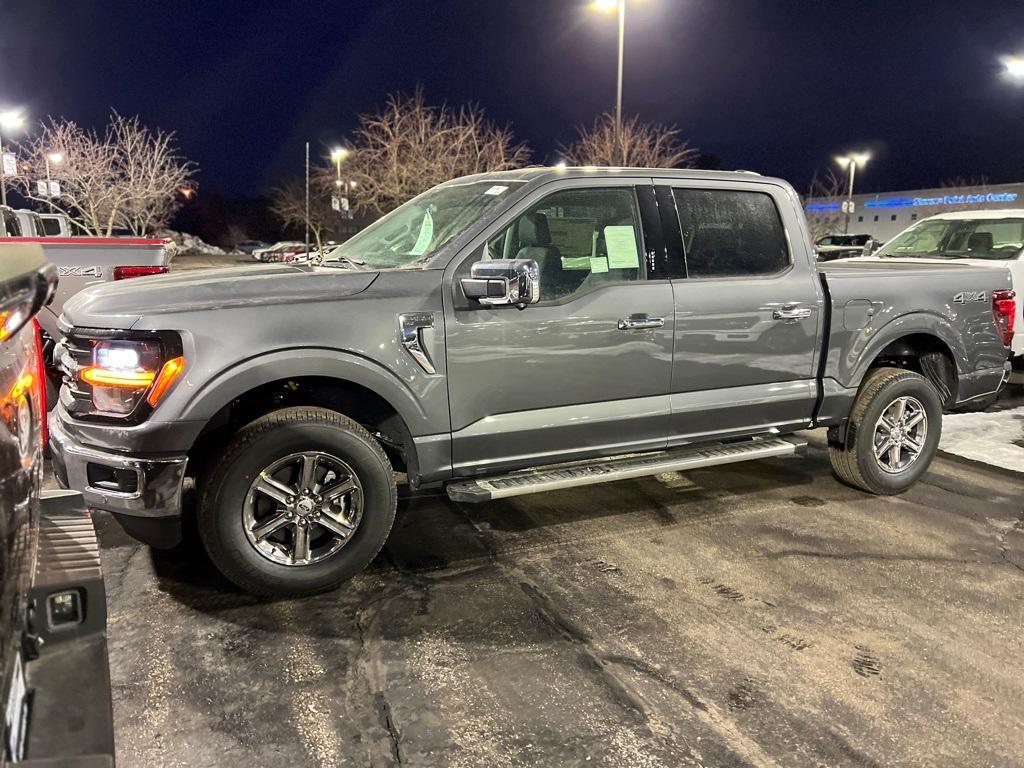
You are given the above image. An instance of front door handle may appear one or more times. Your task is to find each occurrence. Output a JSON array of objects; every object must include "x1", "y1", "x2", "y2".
[
  {"x1": 617, "y1": 314, "x2": 666, "y2": 331},
  {"x1": 772, "y1": 306, "x2": 813, "y2": 321}
]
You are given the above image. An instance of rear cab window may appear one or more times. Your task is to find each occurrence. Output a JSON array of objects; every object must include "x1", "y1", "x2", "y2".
[{"x1": 672, "y1": 188, "x2": 790, "y2": 278}]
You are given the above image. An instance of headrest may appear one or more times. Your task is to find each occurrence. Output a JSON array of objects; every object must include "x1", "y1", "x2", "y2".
[
  {"x1": 967, "y1": 232, "x2": 993, "y2": 252},
  {"x1": 518, "y1": 212, "x2": 551, "y2": 247}
]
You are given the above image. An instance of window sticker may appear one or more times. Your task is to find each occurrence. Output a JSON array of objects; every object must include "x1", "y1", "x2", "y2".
[
  {"x1": 561, "y1": 256, "x2": 591, "y2": 271},
  {"x1": 604, "y1": 225, "x2": 640, "y2": 269},
  {"x1": 590, "y1": 256, "x2": 609, "y2": 274},
  {"x1": 410, "y1": 210, "x2": 434, "y2": 255},
  {"x1": 484, "y1": 185, "x2": 509, "y2": 196}
]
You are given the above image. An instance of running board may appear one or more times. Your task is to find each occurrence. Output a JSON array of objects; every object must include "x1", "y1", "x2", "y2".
[{"x1": 446, "y1": 436, "x2": 807, "y2": 503}]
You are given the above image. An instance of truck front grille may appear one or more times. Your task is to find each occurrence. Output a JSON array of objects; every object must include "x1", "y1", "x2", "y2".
[{"x1": 57, "y1": 333, "x2": 95, "y2": 416}]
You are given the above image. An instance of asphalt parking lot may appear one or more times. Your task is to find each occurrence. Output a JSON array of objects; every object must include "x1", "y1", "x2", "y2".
[{"x1": 85, "y1": 415, "x2": 1024, "y2": 768}]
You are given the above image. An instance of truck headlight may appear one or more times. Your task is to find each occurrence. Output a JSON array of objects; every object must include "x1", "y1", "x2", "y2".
[{"x1": 78, "y1": 338, "x2": 185, "y2": 416}]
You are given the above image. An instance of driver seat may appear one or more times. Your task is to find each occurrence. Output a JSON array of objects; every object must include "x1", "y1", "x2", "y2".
[{"x1": 514, "y1": 213, "x2": 562, "y2": 296}]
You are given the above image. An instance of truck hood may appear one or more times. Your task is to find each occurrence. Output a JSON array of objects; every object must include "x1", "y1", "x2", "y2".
[{"x1": 62, "y1": 264, "x2": 380, "y2": 329}]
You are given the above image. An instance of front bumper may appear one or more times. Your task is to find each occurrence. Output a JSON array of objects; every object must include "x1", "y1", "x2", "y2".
[{"x1": 49, "y1": 412, "x2": 188, "y2": 547}]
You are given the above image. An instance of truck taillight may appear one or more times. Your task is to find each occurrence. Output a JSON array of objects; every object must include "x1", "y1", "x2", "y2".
[
  {"x1": 992, "y1": 289, "x2": 1016, "y2": 348},
  {"x1": 113, "y1": 265, "x2": 169, "y2": 280}
]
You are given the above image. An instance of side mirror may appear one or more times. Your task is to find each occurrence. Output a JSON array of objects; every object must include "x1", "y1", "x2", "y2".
[
  {"x1": 861, "y1": 238, "x2": 877, "y2": 257},
  {"x1": 461, "y1": 259, "x2": 540, "y2": 308}
]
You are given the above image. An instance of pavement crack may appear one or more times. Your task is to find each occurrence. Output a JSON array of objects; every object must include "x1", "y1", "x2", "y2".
[
  {"x1": 374, "y1": 691, "x2": 404, "y2": 766},
  {"x1": 995, "y1": 507, "x2": 1024, "y2": 575},
  {"x1": 518, "y1": 581, "x2": 591, "y2": 644}
]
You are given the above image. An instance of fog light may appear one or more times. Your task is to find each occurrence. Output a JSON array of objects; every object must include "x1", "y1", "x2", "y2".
[{"x1": 47, "y1": 590, "x2": 83, "y2": 628}]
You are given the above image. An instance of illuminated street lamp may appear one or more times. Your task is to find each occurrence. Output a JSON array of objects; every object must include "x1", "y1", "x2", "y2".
[
  {"x1": 1000, "y1": 54, "x2": 1024, "y2": 84},
  {"x1": 0, "y1": 109, "x2": 27, "y2": 207},
  {"x1": 588, "y1": 0, "x2": 627, "y2": 160},
  {"x1": 834, "y1": 151, "x2": 871, "y2": 234},
  {"x1": 330, "y1": 146, "x2": 353, "y2": 216},
  {"x1": 44, "y1": 150, "x2": 63, "y2": 212}
]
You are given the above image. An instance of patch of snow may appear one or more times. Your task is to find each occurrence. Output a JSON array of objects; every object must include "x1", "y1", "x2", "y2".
[
  {"x1": 940, "y1": 406, "x2": 1024, "y2": 474},
  {"x1": 155, "y1": 229, "x2": 236, "y2": 257}
]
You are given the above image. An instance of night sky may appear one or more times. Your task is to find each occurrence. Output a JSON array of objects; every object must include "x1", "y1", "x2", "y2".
[{"x1": 3, "y1": 0, "x2": 1023, "y2": 198}]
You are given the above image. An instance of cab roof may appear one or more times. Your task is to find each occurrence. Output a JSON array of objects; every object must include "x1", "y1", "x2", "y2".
[
  {"x1": 444, "y1": 166, "x2": 787, "y2": 188},
  {"x1": 923, "y1": 209, "x2": 1024, "y2": 221}
]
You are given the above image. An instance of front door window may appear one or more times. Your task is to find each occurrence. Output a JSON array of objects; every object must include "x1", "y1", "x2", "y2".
[{"x1": 486, "y1": 187, "x2": 644, "y2": 301}]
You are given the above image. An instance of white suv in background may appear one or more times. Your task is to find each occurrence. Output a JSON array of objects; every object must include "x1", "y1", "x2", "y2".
[{"x1": 859, "y1": 210, "x2": 1024, "y2": 362}]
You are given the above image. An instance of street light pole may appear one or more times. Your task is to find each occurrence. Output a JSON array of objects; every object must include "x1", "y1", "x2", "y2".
[
  {"x1": 0, "y1": 131, "x2": 6, "y2": 208},
  {"x1": 615, "y1": 0, "x2": 625, "y2": 148},
  {"x1": 835, "y1": 152, "x2": 870, "y2": 235},
  {"x1": 304, "y1": 141, "x2": 310, "y2": 256}
]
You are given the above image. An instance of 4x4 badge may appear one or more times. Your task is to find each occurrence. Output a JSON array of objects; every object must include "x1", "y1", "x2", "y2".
[{"x1": 952, "y1": 291, "x2": 986, "y2": 304}]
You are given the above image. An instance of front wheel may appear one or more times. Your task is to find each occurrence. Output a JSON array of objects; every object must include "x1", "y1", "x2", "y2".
[
  {"x1": 198, "y1": 407, "x2": 397, "y2": 596},
  {"x1": 828, "y1": 367, "x2": 942, "y2": 495}
]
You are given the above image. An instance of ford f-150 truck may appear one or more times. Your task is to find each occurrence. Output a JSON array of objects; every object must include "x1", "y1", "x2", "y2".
[{"x1": 47, "y1": 168, "x2": 1015, "y2": 596}]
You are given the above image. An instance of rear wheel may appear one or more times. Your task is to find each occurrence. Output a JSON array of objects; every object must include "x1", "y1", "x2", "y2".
[
  {"x1": 198, "y1": 406, "x2": 396, "y2": 596},
  {"x1": 828, "y1": 367, "x2": 942, "y2": 495}
]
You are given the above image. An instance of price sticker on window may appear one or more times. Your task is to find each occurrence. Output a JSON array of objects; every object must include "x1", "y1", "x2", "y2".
[{"x1": 604, "y1": 226, "x2": 640, "y2": 269}]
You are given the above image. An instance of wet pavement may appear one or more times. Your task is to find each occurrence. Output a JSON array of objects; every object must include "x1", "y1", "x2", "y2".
[{"x1": 90, "y1": 426, "x2": 1024, "y2": 768}]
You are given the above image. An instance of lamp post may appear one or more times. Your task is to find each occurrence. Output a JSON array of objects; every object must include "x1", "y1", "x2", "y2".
[
  {"x1": 834, "y1": 152, "x2": 870, "y2": 234},
  {"x1": 589, "y1": 0, "x2": 627, "y2": 162},
  {"x1": 330, "y1": 147, "x2": 353, "y2": 218},
  {"x1": 0, "y1": 109, "x2": 26, "y2": 207},
  {"x1": 44, "y1": 151, "x2": 62, "y2": 212}
]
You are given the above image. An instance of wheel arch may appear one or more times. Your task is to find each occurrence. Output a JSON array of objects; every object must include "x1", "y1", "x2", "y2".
[
  {"x1": 847, "y1": 313, "x2": 965, "y2": 408},
  {"x1": 180, "y1": 349, "x2": 431, "y2": 483}
]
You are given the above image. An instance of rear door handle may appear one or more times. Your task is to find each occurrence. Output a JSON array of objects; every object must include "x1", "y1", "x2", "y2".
[
  {"x1": 617, "y1": 315, "x2": 666, "y2": 331},
  {"x1": 772, "y1": 306, "x2": 813, "y2": 321}
]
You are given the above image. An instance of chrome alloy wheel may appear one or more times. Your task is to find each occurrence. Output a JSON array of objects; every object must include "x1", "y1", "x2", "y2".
[
  {"x1": 243, "y1": 451, "x2": 363, "y2": 566},
  {"x1": 872, "y1": 396, "x2": 928, "y2": 474}
]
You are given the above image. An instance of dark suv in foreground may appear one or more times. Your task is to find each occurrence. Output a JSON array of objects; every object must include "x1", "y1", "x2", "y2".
[{"x1": 0, "y1": 246, "x2": 113, "y2": 766}]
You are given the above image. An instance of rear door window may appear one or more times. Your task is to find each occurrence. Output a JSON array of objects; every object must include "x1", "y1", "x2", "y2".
[{"x1": 673, "y1": 189, "x2": 790, "y2": 278}]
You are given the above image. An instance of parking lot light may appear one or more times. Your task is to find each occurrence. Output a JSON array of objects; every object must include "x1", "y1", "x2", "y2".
[
  {"x1": 834, "y1": 151, "x2": 871, "y2": 234},
  {"x1": 1001, "y1": 55, "x2": 1024, "y2": 83},
  {"x1": 0, "y1": 108, "x2": 27, "y2": 207}
]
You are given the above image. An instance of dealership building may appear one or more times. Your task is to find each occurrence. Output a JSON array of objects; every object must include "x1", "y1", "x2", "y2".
[{"x1": 805, "y1": 181, "x2": 1024, "y2": 241}]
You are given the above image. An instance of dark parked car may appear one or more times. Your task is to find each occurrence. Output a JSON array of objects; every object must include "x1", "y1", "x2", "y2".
[
  {"x1": 814, "y1": 233, "x2": 875, "y2": 261},
  {"x1": 0, "y1": 246, "x2": 113, "y2": 766}
]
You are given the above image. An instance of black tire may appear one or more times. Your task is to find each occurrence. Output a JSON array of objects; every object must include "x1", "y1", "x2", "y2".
[
  {"x1": 198, "y1": 406, "x2": 396, "y2": 596},
  {"x1": 827, "y1": 367, "x2": 942, "y2": 495}
]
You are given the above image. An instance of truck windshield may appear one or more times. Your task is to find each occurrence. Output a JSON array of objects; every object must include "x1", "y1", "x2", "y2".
[
  {"x1": 321, "y1": 180, "x2": 524, "y2": 269},
  {"x1": 877, "y1": 218, "x2": 1024, "y2": 260}
]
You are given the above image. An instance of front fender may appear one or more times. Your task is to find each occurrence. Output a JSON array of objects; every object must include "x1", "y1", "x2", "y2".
[{"x1": 177, "y1": 346, "x2": 444, "y2": 438}]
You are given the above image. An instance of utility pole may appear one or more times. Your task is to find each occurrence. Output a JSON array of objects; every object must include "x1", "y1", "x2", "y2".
[
  {"x1": 304, "y1": 142, "x2": 310, "y2": 256},
  {"x1": 616, "y1": 0, "x2": 625, "y2": 155}
]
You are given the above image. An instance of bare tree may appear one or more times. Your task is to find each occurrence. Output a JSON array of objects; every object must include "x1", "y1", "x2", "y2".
[
  {"x1": 560, "y1": 113, "x2": 699, "y2": 168},
  {"x1": 349, "y1": 89, "x2": 531, "y2": 213},
  {"x1": 269, "y1": 176, "x2": 337, "y2": 255},
  {"x1": 804, "y1": 168, "x2": 845, "y2": 241},
  {"x1": 16, "y1": 112, "x2": 195, "y2": 236}
]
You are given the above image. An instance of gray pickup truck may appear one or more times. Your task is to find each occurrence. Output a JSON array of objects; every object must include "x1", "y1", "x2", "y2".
[{"x1": 48, "y1": 168, "x2": 1015, "y2": 596}]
